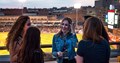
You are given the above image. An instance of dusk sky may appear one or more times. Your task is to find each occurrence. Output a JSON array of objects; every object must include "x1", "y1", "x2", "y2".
[{"x1": 0, "y1": 0, "x2": 95, "y2": 8}]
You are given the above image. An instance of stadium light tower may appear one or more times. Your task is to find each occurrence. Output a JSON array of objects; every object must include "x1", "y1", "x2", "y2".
[
  {"x1": 74, "y1": 3, "x2": 81, "y2": 29},
  {"x1": 18, "y1": 0, "x2": 27, "y2": 15}
]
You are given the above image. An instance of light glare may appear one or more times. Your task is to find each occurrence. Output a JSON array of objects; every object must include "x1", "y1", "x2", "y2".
[
  {"x1": 18, "y1": 0, "x2": 27, "y2": 3},
  {"x1": 74, "y1": 3, "x2": 81, "y2": 9}
]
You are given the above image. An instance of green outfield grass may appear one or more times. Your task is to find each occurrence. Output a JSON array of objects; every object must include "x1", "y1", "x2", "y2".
[{"x1": 0, "y1": 32, "x2": 82, "y2": 55}]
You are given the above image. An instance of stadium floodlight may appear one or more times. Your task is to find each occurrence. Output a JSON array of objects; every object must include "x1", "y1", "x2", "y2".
[
  {"x1": 18, "y1": 0, "x2": 27, "y2": 15},
  {"x1": 74, "y1": 3, "x2": 81, "y2": 29},
  {"x1": 18, "y1": 0, "x2": 27, "y2": 3},
  {"x1": 74, "y1": 3, "x2": 81, "y2": 9}
]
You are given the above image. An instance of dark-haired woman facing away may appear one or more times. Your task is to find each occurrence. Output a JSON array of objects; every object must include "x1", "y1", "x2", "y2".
[
  {"x1": 52, "y1": 17, "x2": 78, "y2": 63},
  {"x1": 76, "y1": 17, "x2": 110, "y2": 63},
  {"x1": 6, "y1": 16, "x2": 31, "y2": 63},
  {"x1": 83, "y1": 15, "x2": 110, "y2": 42},
  {"x1": 18, "y1": 27, "x2": 44, "y2": 63}
]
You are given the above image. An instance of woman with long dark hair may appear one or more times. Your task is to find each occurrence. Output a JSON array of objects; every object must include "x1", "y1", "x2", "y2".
[
  {"x1": 6, "y1": 16, "x2": 31, "y2": 63},
  {"x1": 18, "y1": 27, "x2": 44, "y2": 63},
  {"x1": 76, "y1": 17, "x2": 110, "y2": 63},
  {"x1": 84, "y1": 15, "x2": 110, "y2": 41}
]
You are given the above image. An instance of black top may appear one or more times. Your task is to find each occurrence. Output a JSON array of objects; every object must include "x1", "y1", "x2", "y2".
[
  {"x1": 77, "y1": 39, "x2": 110, "y2": 63},
  {"x1": 32, "y1": 50, "x2": 44, "y2": 63}
]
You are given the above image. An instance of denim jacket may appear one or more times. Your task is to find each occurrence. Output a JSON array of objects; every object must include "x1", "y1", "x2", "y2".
[{"x1": 52, "y1": 33, "x2": 78, "y2": 63}]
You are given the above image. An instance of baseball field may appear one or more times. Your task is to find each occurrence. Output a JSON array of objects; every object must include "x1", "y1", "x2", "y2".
[{"x1": 0, "y1": 32, "x2": 82, "y2": 55}]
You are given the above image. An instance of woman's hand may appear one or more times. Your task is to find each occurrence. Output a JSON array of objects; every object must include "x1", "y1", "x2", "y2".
[{"x1": 57, "y1": 51, "x2": 63, "y2": 57}]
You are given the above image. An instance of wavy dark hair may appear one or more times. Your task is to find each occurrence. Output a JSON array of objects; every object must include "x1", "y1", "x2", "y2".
[
  {"x1": 56, "y1": 17, "x2": 72, "y2": 37},
  {"x1": 6, "y1": 16, "x2": 30, "y2": 50},
  {"x1": 18, "y1": 27, "x2": 44, "y2": 63}
]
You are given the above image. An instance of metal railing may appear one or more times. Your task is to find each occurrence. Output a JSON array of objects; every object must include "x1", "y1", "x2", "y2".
[
  {"x1": 0, "y1": 42, "x2": 120, "y2": 50},
  {"x1": 109, "y1": 42, "x2": 120, "y2": 58},
  {"x1": 0, "y1": 44, "x2": 53, "y2": 63},
  {"x1": 0, "y1": 44, "x2": 52, "y2": 50}
]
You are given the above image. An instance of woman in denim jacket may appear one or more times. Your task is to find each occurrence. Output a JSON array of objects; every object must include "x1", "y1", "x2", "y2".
[{"x1": 52, "y1": 17, "x2": 78, "y2": 63}]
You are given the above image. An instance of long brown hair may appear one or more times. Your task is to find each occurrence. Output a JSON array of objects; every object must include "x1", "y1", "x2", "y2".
[
  {"x1": 6, "y1": 16, "x2": 30, "y2": 50},
  {"x1": 18, "y1": 27, "x2": 44, "y2": 63},
  {"x1": 83, "y1": 17, "x2": 103, "y2": 42},
  {"x1": 84, "y1": 15, "x2": 110, "y2": 42},
  {"x1": 57, "y1": 17, "x2": 72, "y2": 37}
]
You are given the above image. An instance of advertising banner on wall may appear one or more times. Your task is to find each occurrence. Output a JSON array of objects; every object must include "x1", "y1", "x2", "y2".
[{"x1": 108, "y1": 10, "x2": 115, "y2": 29}]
